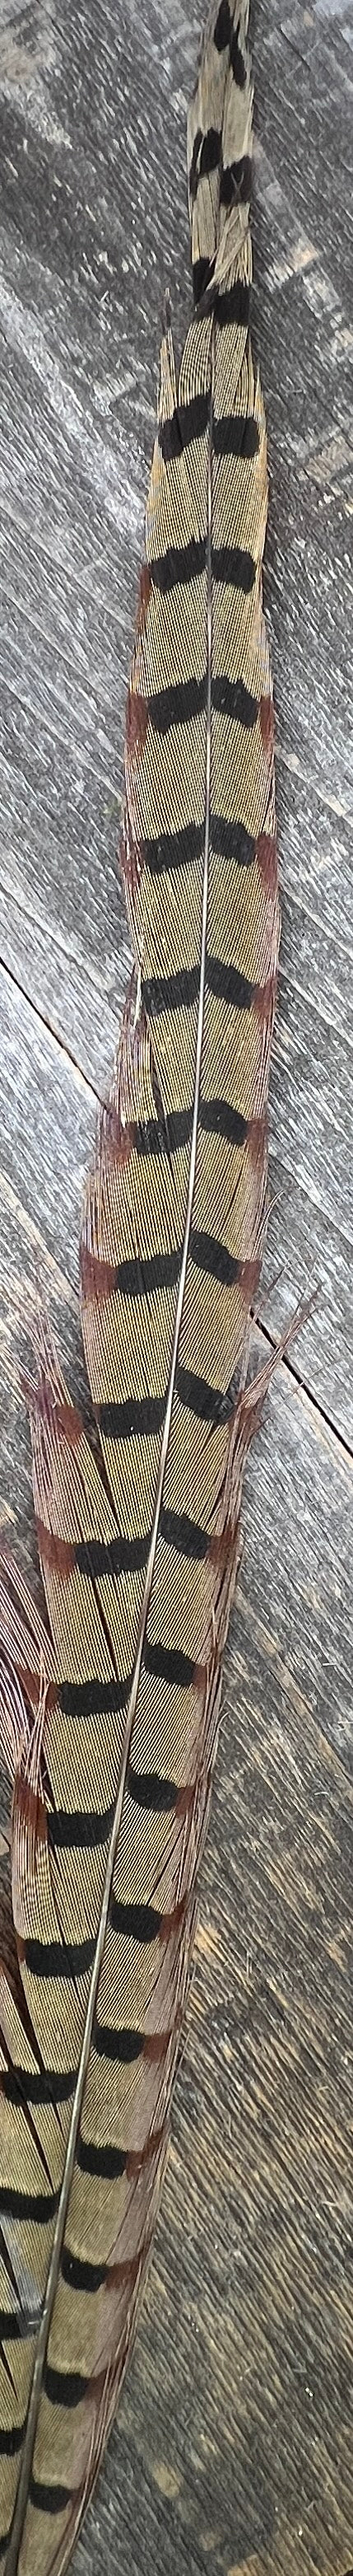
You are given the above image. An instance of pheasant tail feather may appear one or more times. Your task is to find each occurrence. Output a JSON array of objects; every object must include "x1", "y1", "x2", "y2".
[{"x1": 0, "y1": 8, "x2": 279, "y2": 2571}]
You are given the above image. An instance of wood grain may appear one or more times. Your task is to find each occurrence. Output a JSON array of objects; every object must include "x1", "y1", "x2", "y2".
[{"x1": 0, "y1": 2, "x2": 352, "y2": 2572}]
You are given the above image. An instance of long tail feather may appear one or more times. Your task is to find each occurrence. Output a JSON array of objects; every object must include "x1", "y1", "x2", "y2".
[{"x1": 0, "y1": 8, "x2": 280, "y2": 2570}]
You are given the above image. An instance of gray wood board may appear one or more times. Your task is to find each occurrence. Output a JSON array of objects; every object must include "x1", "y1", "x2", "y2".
[{"x1": 0, "y1": 2, "x2": 352, "y2": 2574}]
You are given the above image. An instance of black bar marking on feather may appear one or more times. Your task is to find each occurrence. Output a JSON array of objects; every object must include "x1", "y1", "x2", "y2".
[
  {"x1": 0, "y1": 2424, "x2": 26, "y2": 2458},
  {"x1": 150, "y1": 536, "x2": 206, "y2": 591},
  {"x1": 189, "y1": 125, "x2": 221, "y2": 202},
  {"x1": 159, "y1": 390, "x2": 210, "y2": 461},
  {"x1": 211, "y1": 811, "x2": 255, "y2": 865},
  {"x1": 97, "y1": 1392, "x2": 167, "y2": 1438},
  {"x1": 128, "y1": 1763, "x2": 179, "y2": 1813},
  {"x1": 214, "y1": 0, "x2": 231, "y2": 45},
  {"x1": 176, "y1": 1363, "x2": 231, "y2": 1424},
  {"x1": 49, "y1": 1798, "x2": 115, "y2": 1854},
  {"x1": 0, "y1": 2184, "x2": 60, "y2": 2222},
  {"x1": 24, "y1": 1932, "x2": 95, "y2": 1980},
  {"x1": 200, "y1": 126, "x2": 221, "y2": 180},
  {"x1": 149, "y1": 675, "x2": 207, "y2": 735},
  {"x1": 221, "y1": 154, "x2": 252, "y2": 206},
  {"x1": 0, "y1": 2312, "x2": 35, "y2": 2345},
  {"x1": 211, "y1": 542, "x2": 255, "y2": 591},
  {"x1": 61, "y1": 2246, "x2": 106, "y2": 2307},
  {"x1": 137, "y1": 1106, "x2": 193, "y2": 1158},
  {"x1": 193, "y1": 255, "x2": 216, "y2": 306},
  {"x1": 60, "y1": 1675, "x2": 131, "y2": 1720},
  {"x1": 161, "y1": 1505, "x2": 209, "y2": 1564},
  {"x1": 118, "y1": 1246, "x2": 182, "y2": 1297},
  {"x1": 94, "y1": 2022, "x2": 144, "y2": 2064},
  {"x1": 30, "y1": 2479, "x2": 75, "y2": 2517},
  {"x1": 213, "y1": 411, "x2": 258, "y2": 458},
  {"x1": 111, "y1": 1898, "x2": 162, "y2": 1943},
  {"x1": 188, "y1": 124, "x2": 202, "y2": 200},
  {"x1": 142, "y1": 963, "x2": 199, "y2": 1018},
  {"x1": 212, "y1": 673, "x2": 258, "y2": 727},
  {"x1": 214, "y1": 2, "x2": 246, "y2": 82},
  {"x1": 44, "y1": 2363, "x2": 89, "y2": 2411},
  {"x1": 1, "y1": 2065, "x2": 77, "y2": 2107},
  {"x1": 197, "y1": 279, "x2": 250, "y2": 327},
  {"x1": 143, "y1": 819, "x2": 204, "y2": 877},
  {"x1": 190, "y1": 1229, "x2": 244, "y2": 1288},
  {"x1": 230, "y1": 22, "x2": 247, "y2": 85},
  {"x1": 144, "y1": 1639, "x2": 198, "y2": 1692},
  {"x1": 207, "y1": 951, "x2": 254, "y2": 1012},
  {"x1": 76, "y1": 2136, "x2": 127, "y2": 2181},
  {"x1": 75, "y1": 1530, "x2": 151, "y2": 1578},
  {"x1": 61, "y1": 2244, "x2": 107, "y2": 2293},
  {"x1": 200, "y1": 1095, "x2": 248, "y2": 1146}
]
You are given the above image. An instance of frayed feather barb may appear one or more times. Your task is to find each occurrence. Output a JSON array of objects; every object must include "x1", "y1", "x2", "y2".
[
  {"x1": 0, "y1": 1663, "x2": 30, "y2": 1792},
  {"x1": 0, "y1": 10, "x2": 281, "y2": 2571}
]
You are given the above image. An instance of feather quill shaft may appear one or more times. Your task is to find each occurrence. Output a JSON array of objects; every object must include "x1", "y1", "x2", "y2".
[{"x1": 0, "y1": 8, "x2": 280, "y2": 2571}]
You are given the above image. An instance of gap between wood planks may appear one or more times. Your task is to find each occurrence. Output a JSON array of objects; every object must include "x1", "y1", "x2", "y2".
[{"x1": 2, "y1": 942, "x2": 352, "y2": 1474}]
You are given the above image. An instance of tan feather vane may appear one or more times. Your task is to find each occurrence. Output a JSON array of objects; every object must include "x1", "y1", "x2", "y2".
[{"x1": 0, "y1": 6, "x2": 280, "y2": 2569}]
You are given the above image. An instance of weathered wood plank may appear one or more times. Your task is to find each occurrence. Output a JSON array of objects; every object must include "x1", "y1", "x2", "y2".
[{"x1": 0, "y1": 2, "x2": 352, "y2": 2572}]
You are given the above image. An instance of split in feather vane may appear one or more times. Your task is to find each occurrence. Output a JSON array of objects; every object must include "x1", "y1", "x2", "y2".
[{"x1": 0, "y1": 7, "x2": 280, "y2": 2569}]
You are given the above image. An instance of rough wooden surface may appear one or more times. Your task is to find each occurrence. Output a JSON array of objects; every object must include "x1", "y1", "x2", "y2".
[{"x1": 0, "y1": 2, "x2": 352, "y2": 2571}]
